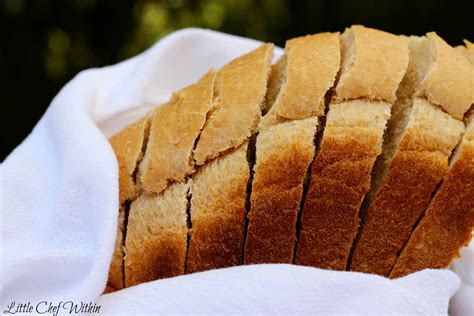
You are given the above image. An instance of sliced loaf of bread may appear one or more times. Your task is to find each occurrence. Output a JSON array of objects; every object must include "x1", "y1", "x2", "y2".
[{"x1": 105, "y1": 27, "x2": 474, "y2": 291}]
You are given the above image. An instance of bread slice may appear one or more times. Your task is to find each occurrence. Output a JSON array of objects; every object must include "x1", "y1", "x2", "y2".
[
  {"x1": 186, "y1": 144, "x2": 249, "y2": 272},
  {"x1": 124, "y1": 182, "x2": 189, "y2": 287},
  {"x1": 106, "y1": 116, "x2": 150, "y2": 291},
  {"x1": 270, "y1": 32, "x2": 341, "y2": 120},
  {"x1": 193, "y1": 44, "x2": 273, "y2": 165},
  {"x1": 333, "y1": 25, "x2": 409, "y2": 103},
  {"x1": 295, "y1": 26, "x2": 408, "y2": 270},
  {"x1": 244, "y1": 33, "x2": 340, "y2": 264},
  {"x1": 350, "y1": 33, "x2": 469, "y2": 276},
  {"x1": 109, "y1": 116, "x2": 151, "y2": 204},
  {"x1": 390, "y1": 111, "x2": 474, "y2": 278},
  {"x1": 259, "y1": 33, "x2": 340, "y2": 129},
  {"x1": 138, "y1": 71, "x2": 217, "y2": 194},
  {"x1": 414, "y1": 33, "x2": 472, "y2": 120},
  {"x1": 296, "y1": 101, "x2": 392, "y2": 270},
  {"x1": 245, "y1": 118, "x2": 317, "y2": 263}
]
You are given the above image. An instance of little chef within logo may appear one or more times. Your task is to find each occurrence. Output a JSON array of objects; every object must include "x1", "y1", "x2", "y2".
[{"x1": 3, "y1": 301, "x2": 101, "y2": 315}]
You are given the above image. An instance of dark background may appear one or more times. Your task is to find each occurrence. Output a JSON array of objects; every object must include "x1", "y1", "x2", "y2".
[{"x1": 1, "y1": 0, "x2": 473, "y2": 160}]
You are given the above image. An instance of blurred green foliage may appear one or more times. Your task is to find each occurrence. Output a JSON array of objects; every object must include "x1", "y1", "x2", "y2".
[{"x1": 1, "y1": 0, "x2": 473, "y2": 158}]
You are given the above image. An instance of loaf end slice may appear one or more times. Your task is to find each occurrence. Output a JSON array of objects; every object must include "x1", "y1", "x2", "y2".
[
  {"x1": 186, "y1": 144, "x2": 249, "y2": 273},
  {"x1": 124, "y1": 182, "x2": 188, "y2": 287}
]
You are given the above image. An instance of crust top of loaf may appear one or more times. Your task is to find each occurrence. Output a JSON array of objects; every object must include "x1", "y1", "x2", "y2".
[
  {"x1": 418, "y1": 32, "x2": 472, "y2": 119},
  {"x1": 108, "y1": 26, "x2": 474, "y2": 290},
  {"x1": 110, "y1": 116, "x2": 150, "y2": 203},
  {"x1": 334, "y1": 25, "x2": 409, "y2": 103},
  {"x1": 110, "y1": 117, "x2": 149, "y2": 178},
  {"x1": 193, "y1": 44, "x2": 273, "y2": 165},
  {"x1": 138, "y1": 71, "x2": 216, "y2": 194},
  {"x1": 272, "y1": 32, "x2": 340, "y2": 120}
]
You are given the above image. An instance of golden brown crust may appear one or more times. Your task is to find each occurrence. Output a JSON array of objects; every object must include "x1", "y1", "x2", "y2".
[
  {"x1": 124, "y1": 183, "x2": 188, "y2": 287},
  {"x1": 187, "y1": 145, "x2": 249, "y2": 273},
  {"x1": 106, "y1": 27, "x2": 473, "y2": 289},
  {"x1": 418, "y1": 33, "x2": 472, "y2": 120},
  {"x1": 109, "y1": 117, "x2": 150, "y2": 203},
  {"x1": 106, "y1": 208, "x2": 125, "y2": 292},
  {"x1": 296, "y1": 102, "x2": 391, "y2": 270},
  {"x1": 334, "y1": 25, "x2": 409, "y2": 103},
  {"x1": 273, "y1": 32, "x2": 340, "y2": 120},
  {"x1": 126, "y1": 231, "x2": 187, "y2": 287},
  {"x1": 244, "y1": 118, "x2": 317, "y2": 264},
  {"x1": 193, "y1": 44, "x2": 273, "y2": 165},
  {"x1": 139, "y1": 71, "x2": 217, "y2": 194},
  {"x1": 187, "y1": 219, "x2": 246, "y2": 273}
]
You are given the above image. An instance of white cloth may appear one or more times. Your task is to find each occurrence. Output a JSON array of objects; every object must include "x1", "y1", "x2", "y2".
[
  {"x1": 1, "y1": 28, "x2": 473, "y2": 315},
  {"x1": 97, "y1": 265, "x2": 458, "y2": 315}
]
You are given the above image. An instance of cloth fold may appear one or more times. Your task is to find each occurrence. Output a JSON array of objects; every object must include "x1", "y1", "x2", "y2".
[
  {"x1": 98, "y1": 265, "x2": 459, "y2": 315},
  {"x1": 1, "y1": 28, "x2": 473, "y2": 315}
]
